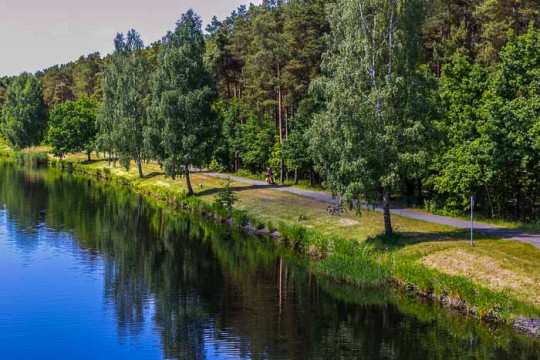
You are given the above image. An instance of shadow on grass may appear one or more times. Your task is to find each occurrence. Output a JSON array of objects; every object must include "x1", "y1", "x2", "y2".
[
  {"x1": 144, "y1": 171, "x2": 163, "y2": 180},
  {"x1": 196, "y1": 184, "x2": 276, "y2": 197},
  {"x1": 81, "y1": 159, "x2": 108, "y2": 165},
  {"x1": 365, "y1": 229, "x2": 500, "y2": 251}
]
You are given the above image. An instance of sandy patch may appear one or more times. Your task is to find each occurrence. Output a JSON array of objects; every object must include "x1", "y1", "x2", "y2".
[{"x1": 339, "y1": 218, "x2": 360, "y2": 226}]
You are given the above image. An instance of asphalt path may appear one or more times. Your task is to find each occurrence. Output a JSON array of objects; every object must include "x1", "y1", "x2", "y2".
[{"x1": 206, "y1": 172, "x2": 540, "y2": 248}]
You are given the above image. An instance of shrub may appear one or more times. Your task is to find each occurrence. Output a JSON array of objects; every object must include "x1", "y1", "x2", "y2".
[
  {"x1": 278, "y1": 222, "x2": 306, "y2": 249},
  {"x1": 13, "y1": 151, "x2": 48, "y2": 167},
  {"x1": 213, "y1": 179, "x2": 238, "y2": 213}
]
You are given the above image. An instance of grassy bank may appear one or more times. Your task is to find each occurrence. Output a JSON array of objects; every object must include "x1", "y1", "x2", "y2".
[{"x1": 2, "y1": 144, "x2": 539, "y2": 336}]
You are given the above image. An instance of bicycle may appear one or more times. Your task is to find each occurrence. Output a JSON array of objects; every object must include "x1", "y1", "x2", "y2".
[{"x1": 326, "y1": 202, "x2": 348, "y2": 216}]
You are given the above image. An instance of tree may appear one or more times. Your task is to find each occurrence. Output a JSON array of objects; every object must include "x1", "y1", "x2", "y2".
[
  {"x1": 145, "y1": 10, "x2": 218, "y2": 196},
  {"x1": 283, "y1": 101, "x2": 314, "y2": 185},
  {"x1": 474, "y1": 0, "x2": 540, "y2": 64},
  {"x1": 310, "y1": 0, "x2": 428, "y2": 236},
  {"x1": 72, "y1": 53, "x2": 102, "y2": 99},
  {"x1": 38, "y1": 64, "x2": 75, "y2": 109},
  {"x1": 48, "y1": 97, "x2": 97, "y2": 160},
  {"x1": 430, "y1": 51, "x2": 490, "y2": 213},
  {"x1": 98, "y1": 30, "x2": 150, "y2": 177},
  {"x1": 0, "y1": 73, "x2": 48, "y2": 149},
  {"x1": 433, "y1": 26, "x2": 540, "y2": 221}
]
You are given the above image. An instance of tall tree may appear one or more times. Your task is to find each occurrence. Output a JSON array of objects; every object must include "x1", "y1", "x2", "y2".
[
  {"x1": 474, "y1": 0, "x2": 540, "y2": 64},
  {"x1": 72, "y1": 53, "x2": 102, "y2": 99},
  {"x1": 310, "y1": 0, "x2": 428, "y2": 236},
  {"x1": 38, "y1": 64, "x2": 75, "y2": 109},
  {"x1": 99, "y1": 30, "x2": 150, "y2": 177},
  {"x1": 145, "y1": 10, "x2": 217, "y2": 196},
  {"x1": 0, "y1": 73, "x2": 48, "y2": 149},
  {"x1": 48, "y1": 97, "x2": 97, "y2": 160},
  {"x1": 241, "y1": 1, "x2": 288, "y2": 182}
]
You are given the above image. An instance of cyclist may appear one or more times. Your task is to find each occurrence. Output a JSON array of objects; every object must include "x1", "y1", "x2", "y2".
[{"x1": 265, "y1": 168, "x2": 275, "y2": 185}]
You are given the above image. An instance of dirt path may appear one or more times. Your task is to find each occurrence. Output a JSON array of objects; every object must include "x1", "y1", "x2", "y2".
[{"x1": 206, "y1": 172, "x2": 540, "y2": 249}]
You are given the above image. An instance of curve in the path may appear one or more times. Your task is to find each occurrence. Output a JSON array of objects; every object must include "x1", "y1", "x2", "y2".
[{"x1": 205, "y1": 172, "x2": 540, "y2": 248}]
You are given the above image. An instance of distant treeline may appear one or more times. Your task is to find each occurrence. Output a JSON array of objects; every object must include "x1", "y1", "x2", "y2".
[{"x1": 1, "y1": 0, "x2": 540, "y2": 234}]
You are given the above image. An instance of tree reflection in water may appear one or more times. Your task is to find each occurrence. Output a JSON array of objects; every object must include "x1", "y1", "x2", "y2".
[{"x1": 0, "y1": 162, "x2": 539, "y2": 359}]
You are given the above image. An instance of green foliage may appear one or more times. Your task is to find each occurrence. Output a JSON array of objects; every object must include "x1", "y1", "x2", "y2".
[
  {"x1": 213, "y1": 179, "x2": 238, "y2": 213},
  {"x1": 310, "y1": 0, "x2": 430, "y2": 235},
  {"x1": 0, "y1": 73, "x2": 48, "y2": 149},
  {"x1": 240, "y1": 116, "x2": 275, "y2": 172},
  {"x1": 48, "y1": 97, "x2": 97, "y2": 158},
  {"x1": 98, "y1": 29, "x2": 149, "y2": 177},
  {"x1": 13, "y1": 151, "x2": 48, "y2": 167},
  {"x1": 432, "y1": 26, "x2": 540, "y2": 221},
  {"x1": 145, "y1": 10, "x2": 218, "y2": 195}
]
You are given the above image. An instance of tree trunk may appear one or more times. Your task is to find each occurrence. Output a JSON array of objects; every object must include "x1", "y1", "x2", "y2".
[
  {"x1": 383, "y1": 191, "x2": 393, "y2": 237},
  {"x1": 294, "y1": 168, "x2": 299, "y2": 185},
  {"x1": 185, "y1": 165, "x2": 194, "y2": 196},
  {"x1": 309, "y1": 165, "x2": 315, "y2": 187},
  {"x1": 277, "y1": 63, "x2": 284, "y2": 184},
  {"x1": 136, "y1": 155, "x2": 143, "y2": 178},
  {"x1": 87, "y1": 151, "x2": 91, "y2": 162}
]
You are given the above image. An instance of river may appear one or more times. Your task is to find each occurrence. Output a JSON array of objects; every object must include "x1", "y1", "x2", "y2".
[{"x1": 0, "y1": 163, "x2": 538, "y2": 359}]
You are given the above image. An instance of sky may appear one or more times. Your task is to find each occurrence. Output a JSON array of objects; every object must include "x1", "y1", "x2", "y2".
[{"x1": 0, "y1": 0, "x2": 260, "y2": 77}]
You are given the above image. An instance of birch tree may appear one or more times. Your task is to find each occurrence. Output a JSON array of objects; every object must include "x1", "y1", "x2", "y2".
[
  {"x1": 145, "y1": 10, "x2": 217, "y2": 196},
  {"x1": 310, "y1": 0, "x2": 429, "y2": 236},
  {"x1": 99, "y1": 30, "x2": 149, "y2": 177}
]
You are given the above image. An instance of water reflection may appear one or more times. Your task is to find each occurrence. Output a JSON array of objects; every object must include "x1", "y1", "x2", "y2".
[{"x1": 0, "y1": 162, "x2": 539, "y2": 359}]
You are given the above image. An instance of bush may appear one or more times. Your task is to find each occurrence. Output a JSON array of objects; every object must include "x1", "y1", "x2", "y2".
[
  {"x1": 13, "y1": 151, "x2": 48, "y2": 167},
  {"x1": 278, "y1": 222, "x2": 306, "y2": 249},
  {"x1": 213, "y1": 179, "x2": 238, "y2": 213}
]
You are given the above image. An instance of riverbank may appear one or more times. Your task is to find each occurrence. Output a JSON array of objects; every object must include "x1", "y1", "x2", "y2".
[{"x1": 2, "y1": 145, "x2": 540, "y2": 338}]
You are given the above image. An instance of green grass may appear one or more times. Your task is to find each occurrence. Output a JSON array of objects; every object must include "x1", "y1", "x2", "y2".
[{"x1": 3, "y1": 141, "x2": 540, "y2": 327}]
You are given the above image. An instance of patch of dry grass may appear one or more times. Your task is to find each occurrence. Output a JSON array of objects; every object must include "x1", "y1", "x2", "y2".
[{"x1": 400, "y1": 240, "x2": 540, "y2": 307}]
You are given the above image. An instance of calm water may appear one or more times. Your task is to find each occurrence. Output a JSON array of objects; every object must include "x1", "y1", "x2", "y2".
[{"x1": 0, "y1": 163, "x2": 539, "y2": 360}]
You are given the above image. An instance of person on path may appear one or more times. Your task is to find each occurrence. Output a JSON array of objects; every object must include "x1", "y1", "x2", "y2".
[{"x1": 265, "y1": 168, "x2": 275, "y2": 185}]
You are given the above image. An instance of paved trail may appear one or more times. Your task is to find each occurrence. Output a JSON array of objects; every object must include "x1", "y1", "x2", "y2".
[{"x1": 206, "y1": 172, "x2": 540, "y2": 249}]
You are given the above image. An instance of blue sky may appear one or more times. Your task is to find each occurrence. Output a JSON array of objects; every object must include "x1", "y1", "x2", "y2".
[{"x1": 0, "y1": 0, "x2": 260, "y2": 76}]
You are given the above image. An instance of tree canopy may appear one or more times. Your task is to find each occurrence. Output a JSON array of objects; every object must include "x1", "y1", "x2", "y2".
[
  {"x1": 48, "y1": 96, "x2": 97, "y2": 160},
  {"x1": 0, "y1": 73, "x2": 48, "y2": 149},
  {"x1": 1, "y1": 0, "x2": 540, "y2": 234},
  {"x1": 146, "y1": 10, "x2": 217, "y2": 195}
]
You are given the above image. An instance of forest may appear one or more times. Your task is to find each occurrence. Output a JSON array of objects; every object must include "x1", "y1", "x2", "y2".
[{"x1": 1, "y1": 0, "x2": 540, "y2": 235}]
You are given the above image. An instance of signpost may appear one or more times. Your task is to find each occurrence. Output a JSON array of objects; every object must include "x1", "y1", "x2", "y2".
[{"x1": 470, "y1": 195, "x2": 475, "y2": 247}]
